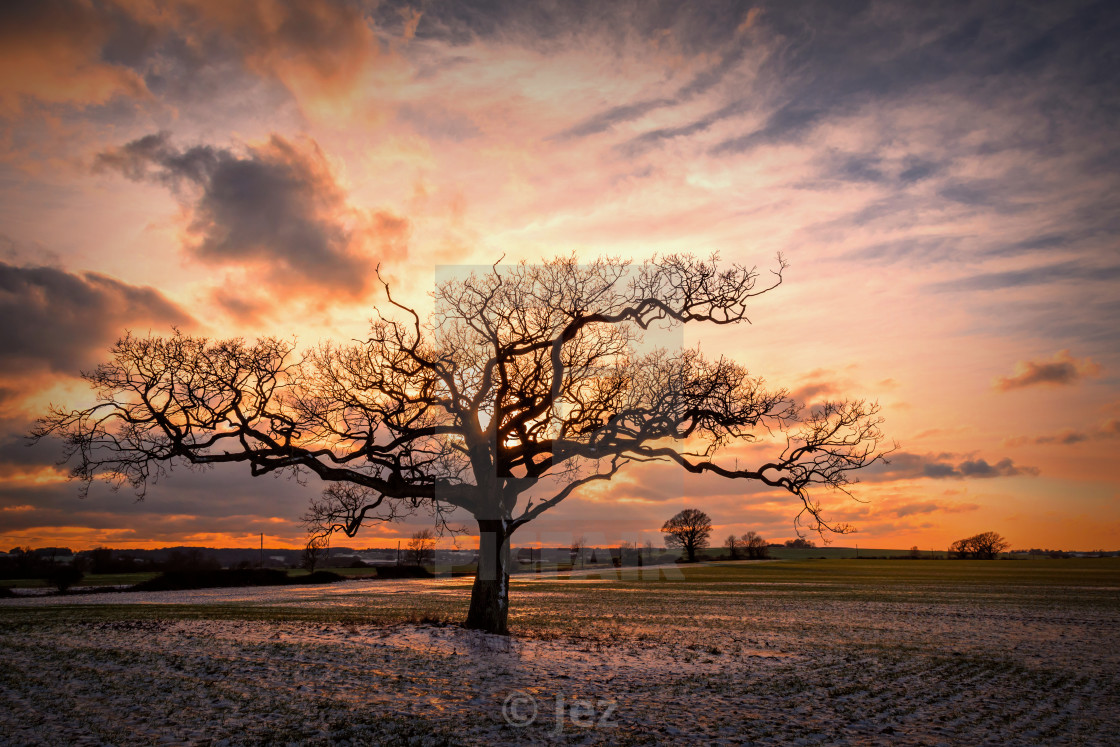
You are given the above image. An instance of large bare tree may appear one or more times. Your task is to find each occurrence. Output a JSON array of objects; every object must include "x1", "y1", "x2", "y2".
[{"x1": 34, "y1": 254, "x2": 887, "y2": 634}]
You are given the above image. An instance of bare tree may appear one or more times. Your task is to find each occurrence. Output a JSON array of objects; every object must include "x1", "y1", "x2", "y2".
[
  {"x1": 662, "y1": 509, "x2": 713, "y2": 562},
  {"x1": 301, "y1": 536, "x2": 327, "y2": 572},
  {"x1": 407, "y1": 529, "x2": 436, "y2": 566},
  {"x1": 742, "y1": 531, "x2": 770, "y2": 559},
  {"x1": 33, "y1": 254, "x2": 888, "y2": 634},
  {"x1": 570, "y1": 535, "x2": 585, "y2": 568},
  {"x1": 618, "y1": 540, "x2": 641, "y2": 566},
  {"x1": 725, "y1": 534, "x2": 741, "y2": 560},
  {"x1": 950, "y1": 531, "x2": 1010, "y2": 560}
]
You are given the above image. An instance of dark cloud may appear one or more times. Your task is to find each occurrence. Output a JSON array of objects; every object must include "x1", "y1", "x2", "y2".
[
  {"x1": 865, "y1": 451, "x2": 1039, "y2": 482},
  {"x1": 579, "y1": 0, "x2": 1116, "y2": 165},
  {"x1": 0, "y1": 262, "x2": 192, "y2": 376},
  {"x1": 930, "y1": 262, "x2": 1120, "y2": 292},
  {"x1": 96, "y1": 132, "x2": 409, "y2": 300},
  {"x1": 957, "y1": 458, "x2": 1031, "y2": 478},
  {"x1": 0, "y1": 233, "x2": 60, "y2": 267},
  {"x1": 553, "y1": 98, "x2": 675, "y2": 141},
  {"x1": 676, "y1": 46, "x2": 750, "y2": 99},
  {"x1": 994, "y1": 350, "x2": 1101, "y2": 391},
  {"x1": 898, "y1": 158, "x2": 940, "y2": 184},
  {"x1": 616, "y1": 99, "x2": 751, "y2": 155},
  {"x1": 0, "y1": 420, "x2": 64, "y2": 470},
  {"x1": 937, "y1": 179, "x2": 1038, "y2": 214},
  {"x1": 584, "y1": 45, "x2": 756, "y2": 148},
  {"x1": 710, "y1": 105, "x2": 826, "y2": 155},
  {"x1": 830, "y1": 155, "x2": 886, "y2": 184},
  {"x1": 0, "y1": 469, "x2": 313, "y2": 542}
]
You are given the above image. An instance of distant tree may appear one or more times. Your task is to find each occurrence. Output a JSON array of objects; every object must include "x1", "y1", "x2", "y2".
[
  {"x1": 407, "y1": 529, "x2": 436, "y2": 566},
  {"x1": 950, "y1": 531, "x2": 1009, "y2": 560},
  {"x1": 301, "y1": 536, "x2": 327, "y2": 572},
  {"x1": 618, "y1": 540, "x2": 641, "y2": 566},
  {"x1": 570, "y1": 536, "x2": 585, "y2": 568},
  {"x1": 47, "y1": 565, "x2": 83, "y2": 593},
  {"x1": 725, "y1": 534, "x2": 741, "y2": 560},
  {"x1": 784, "y1": 537, "x2": 816, "y2": 549},
  {"x1": 742, "y1": 531, "x2": 770, "y2": 559},
  {"x1": 589, "y1": 549, "x2": 599, "y2": 564},
  {"x1": 11, "y1": 547, "x2": 33, "y2": 575},
  {"x1": 970, "y1": 531, "x2": 1010, "y2": 559},
  {"x1": 165, "y1": 549, "x2": 220, "y2": 572},
  {"x1": 909, "y1": 545, "x2": 921, "y2": 559},
  {"x1": 88, "y1": 547, "x2": 115, "y2": 574},
  {"x1": 662, "y1": 509, "x2": 713, "y2": 562}
]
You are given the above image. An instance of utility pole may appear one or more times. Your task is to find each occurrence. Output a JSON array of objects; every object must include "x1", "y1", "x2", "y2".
[
  {"x1": 396, "y1": 540, "x2": 400, "y2": 566},
  {"x1": 260, "y1": 533, "x2": 264, "y2": 568},
  {"x1": 855, "y1": 543, "x2": 858, "y2": 559}
]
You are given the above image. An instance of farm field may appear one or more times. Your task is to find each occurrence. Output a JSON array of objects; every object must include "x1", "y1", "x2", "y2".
[{"x1": 2, "y1": 559, "x2": 1118, "y2": 745}]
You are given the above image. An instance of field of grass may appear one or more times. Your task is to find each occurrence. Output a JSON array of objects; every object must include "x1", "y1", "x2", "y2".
[
  {"x1": 2, "y1": 558, "x2": 1118, "y2": 744},
  {"x1": 0, "y1": 571, "x2": 162, "y2": 589}
]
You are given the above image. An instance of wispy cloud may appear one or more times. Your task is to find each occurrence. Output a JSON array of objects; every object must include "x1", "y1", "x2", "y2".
[{"x1": 1004, "y1": 419, "x2": 1120, "y2": 447}]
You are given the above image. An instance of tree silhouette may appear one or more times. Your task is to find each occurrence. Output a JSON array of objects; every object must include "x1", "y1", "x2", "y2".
[
  {"x1": 34, "y1": 254, "x2": 887, "y2": 634},
  {"x1": 662, "y1": 508, "x2": 713, "y2": 562},
  {"x1": 407, "y1": 529, "x2": 436, "y2": 565},
  {"x1": 742, "y1": 531, "x2": 770, "y2": 559},
  {"x1": 950, "y1": 531, "x2": 1009, "y2": 559}
]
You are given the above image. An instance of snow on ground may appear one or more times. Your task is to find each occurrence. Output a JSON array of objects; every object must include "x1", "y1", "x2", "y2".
[{"x1": 1, "y1": 571, "x2": 1118, "y2": 745}]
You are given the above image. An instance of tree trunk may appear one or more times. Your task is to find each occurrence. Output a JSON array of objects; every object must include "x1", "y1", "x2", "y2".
[{"x1": 464, "y1": 519, "x2": 511, "y2": 634}]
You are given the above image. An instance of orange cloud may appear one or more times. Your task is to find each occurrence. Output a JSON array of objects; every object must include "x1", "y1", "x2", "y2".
[
  {"x1": 0, "y1": 0, "x2": 401, "y2": 125},
  {"x1": 0, "y1": 0, "x2": 150, "y2": 114},
  {"x1": 185, "y1": 0, "x2": 388, "y2": 119},
  {"x1": 1003, "y1": 418, "x2": 1120, "y2": 447},
  {"x1": 994, "y1": 350, "x2": 1101, "y2": 391}
]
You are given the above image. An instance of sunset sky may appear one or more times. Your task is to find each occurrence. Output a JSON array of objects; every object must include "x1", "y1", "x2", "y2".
[{"x1": 1, "y1": 0, "x2": 1118, "y2": 553}]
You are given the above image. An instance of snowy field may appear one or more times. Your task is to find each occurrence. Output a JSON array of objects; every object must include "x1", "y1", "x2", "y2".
[{"x1": 2, "y1": 560, "x2": 1118, "y2": 745}]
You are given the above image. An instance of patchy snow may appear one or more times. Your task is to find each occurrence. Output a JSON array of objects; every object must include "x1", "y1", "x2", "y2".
[{"x1": 2, "y1": 574, "x2": 1118, "y2": 744}]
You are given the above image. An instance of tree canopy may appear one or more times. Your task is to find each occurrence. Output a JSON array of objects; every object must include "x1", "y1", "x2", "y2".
[
  {"x1": 950, "y1": 531, "x2": 1010, "y2": 559},
  {"x1": 662, "y1": 509, "x2": 713, "y2": 562},
  {"x1": 34, "y1": 253, "x2": 888, "y2": 633}
]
